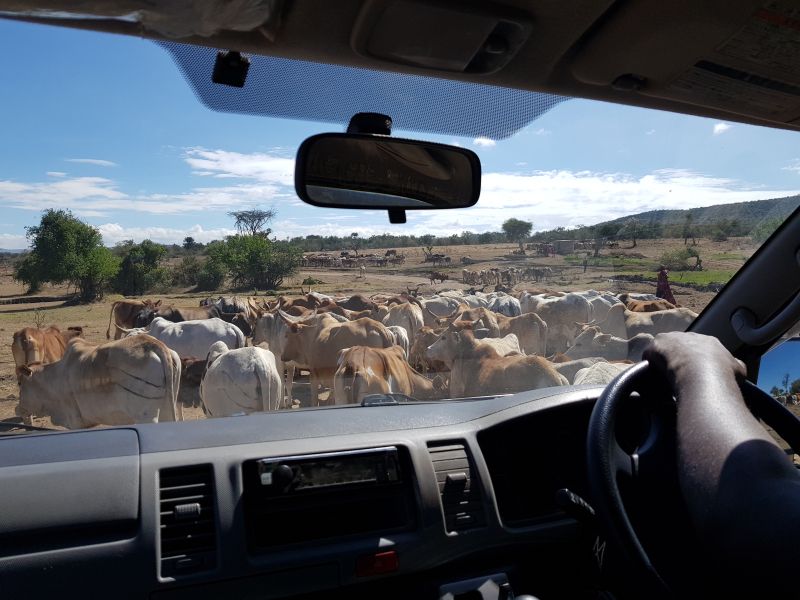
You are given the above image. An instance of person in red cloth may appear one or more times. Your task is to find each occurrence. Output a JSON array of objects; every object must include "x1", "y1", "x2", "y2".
[{"x1": 656, "y1": 265, "x2": 676, "y2": 305}]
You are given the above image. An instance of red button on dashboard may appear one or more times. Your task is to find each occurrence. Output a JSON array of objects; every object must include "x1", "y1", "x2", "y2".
[{"x1": 356, "y1": 550, "x2": 399, "y2": 577}]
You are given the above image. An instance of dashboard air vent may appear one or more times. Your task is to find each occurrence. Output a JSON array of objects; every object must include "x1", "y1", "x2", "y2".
[
  {"x1": 158, "y1": 464, "x2": 217, "y2": 577},
  {"x1": 428, "y1": 442, "x2": 485, "y2": 532}
]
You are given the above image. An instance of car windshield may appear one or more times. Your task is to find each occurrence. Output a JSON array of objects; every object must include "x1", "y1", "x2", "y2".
[{"x1": 1, "y1": 19, "x2": 799, "y2": 432}]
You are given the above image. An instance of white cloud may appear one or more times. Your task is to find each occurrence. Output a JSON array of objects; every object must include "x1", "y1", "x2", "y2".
[
  {"x1": 0, "y1": 146, "x2": 303, "y2": 217},
  {"x1": 713, "y1": 123, "x2": 731, "y2": 135},
  {"x1": 473, "y1": 137, "x2": 496, "y2": 147},
  {"x1": 0, "y1": 233, "x2": 28, "y2": 249},
  {"x1": 65, "y1": 158, "x2": 118, "y2": 167},
  {"x1": 532, "y1": 128, "x2": 551, "y2": 136},
  {"x1": 97, "y1": 223, "x2": 237, "y2": 246},
  {"x1": 646, "y1": 129, "x2": 656, "y2": 135},
  {"x1": 46, "y1": 171, "x2": 67, "y2": 177},
  {"x1": 0, "y1": 176, "x2": 126, "y2": 216},
  {"x1": 395, "y1": 168, "x2": 800, "y2": 236},
  {"x1": 183, "y1": 147, "x2": 294, "y2": 185},
  {"x1": 3, "y1": 146, "x2": 798, "y2": 244},
  {"x1": 782, "y1": 159, "x2": 800, "y2": 174}
]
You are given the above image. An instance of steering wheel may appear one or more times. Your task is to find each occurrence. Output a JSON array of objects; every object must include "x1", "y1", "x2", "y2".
[{"x1": 587, "y1": 360, "x2": 800, "y2": 597}]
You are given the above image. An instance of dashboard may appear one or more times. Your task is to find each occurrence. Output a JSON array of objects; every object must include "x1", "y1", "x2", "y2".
[{"x1": 0, "y1": 386, "x2": 605, "y2": 600}]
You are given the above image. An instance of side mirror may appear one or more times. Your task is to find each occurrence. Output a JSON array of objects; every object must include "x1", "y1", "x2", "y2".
[
  {"x1": 757, "y1": 337, "x2": 800, "y2": 403},
  {"x1": 295, "y1": 133, "x2": 481, "y2": 216}
]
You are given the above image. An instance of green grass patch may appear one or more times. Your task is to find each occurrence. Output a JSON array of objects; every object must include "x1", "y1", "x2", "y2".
[
  {"x1": 564, "y1": 254, "x2": 653, "y2": 268},
  {"x1": 710, "y1": 252, "x2": 747, "y2": 261},
  {"x1": 623, "y1": 269, "x2": 736, "y2": 285}
]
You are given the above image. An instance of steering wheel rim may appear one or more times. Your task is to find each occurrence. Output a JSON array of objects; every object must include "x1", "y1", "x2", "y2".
[
  {"x1": 586, "y1": 360, "x2": 670, "y2": 594},
  {"x1": 588, "y1": 359, "x2": 800, "y2": 597}
]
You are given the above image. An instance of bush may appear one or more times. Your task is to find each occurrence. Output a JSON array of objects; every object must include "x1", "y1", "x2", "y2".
[
  {"x1": 659, "y1": 247, "x2": 700, "y2": 271},
  {"x1": 195, "y1": 259, "x2": 225, "y2": 291},
  {"x1": 113, "y1": 240, "x2": 167, "y2": 296},
  {"x1": 13, "y1": 209, "x2": 120, "y2": 302},
  {"x1": 750, "y1": 216, "x2": 783, "y2": 243},
  {"x1": 209, "y1": 235, "x2": 301, "y2": 290},
  {"x1": 174, "y1": 255, "x2": 201, "y2": 287}
]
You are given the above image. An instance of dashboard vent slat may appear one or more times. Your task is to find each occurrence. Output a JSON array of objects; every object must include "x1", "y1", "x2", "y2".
[
  {"x1": 428, "y1": 442, "x2": 485, "y2": 532},
  {"x1": 158, "y1": 465, "x2": 217, "y2": 577}
]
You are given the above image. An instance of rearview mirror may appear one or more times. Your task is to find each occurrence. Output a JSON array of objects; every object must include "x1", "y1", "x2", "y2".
[{"x1": 295, "y1": 133, "x2": 481, "y2": 212}]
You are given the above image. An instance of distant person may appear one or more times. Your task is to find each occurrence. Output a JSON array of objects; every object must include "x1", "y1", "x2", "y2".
[
  {"x1": 656, "y1": 265, "x2": 676, "y2": 304},
  {"x1": 582, "y1": 255, "x2": 588, "y2": 273}
]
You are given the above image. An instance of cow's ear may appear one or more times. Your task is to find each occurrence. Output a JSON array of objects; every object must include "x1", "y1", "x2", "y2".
[{"x1": 597, "y1": 334, "x2": 612, "y2": 344}]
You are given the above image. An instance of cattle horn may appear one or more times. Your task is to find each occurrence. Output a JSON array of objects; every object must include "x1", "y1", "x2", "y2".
[{"x1": 277, "y1": 309, "x2": 302, "y2": 323}]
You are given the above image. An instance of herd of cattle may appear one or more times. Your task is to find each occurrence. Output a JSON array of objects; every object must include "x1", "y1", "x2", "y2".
[
  {"x1": 461, "y1": 266, "x2": 553, "y2": 287},
  {"x1": 8, "y1": 288, "x2": 696, "y2": 429}
]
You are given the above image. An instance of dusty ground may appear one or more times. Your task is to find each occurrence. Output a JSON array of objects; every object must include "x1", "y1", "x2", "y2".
[{"x1": 0, "y1": 237, "x2": 756, "y2": 429}]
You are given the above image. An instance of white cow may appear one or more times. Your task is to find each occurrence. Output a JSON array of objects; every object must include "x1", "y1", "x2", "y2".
[
  {"x1": 386, "y1": 325, "x2": 410, "y2": 358},
  {"x1": 382, "y1": 302, "x2": 424, "y2": 342},
  {"x1": 253, "y1": 312, "x2": 296, "y2": 407},
  {"x1": 565, "y1": 326, "x2": 654, "y2": 362},
  {"x1": 585, "y1": 304, "x2": 698, "y2": 340},
  {"x1": 553, "y1": 357, "x2": 609, "y2": 384},
  {"x1": 126, "y1": 317, "x2": 245, "y2": 359},
  {"x1": 476, "y1": 333, "x2": 523, "y2": 356},
  {"x1": 488, "y1": 294, "x2": 521, "y2": 317},
  {"x1": 200, "y1": 341, "x2": 282, "y2": 416},
  {"x1": 573, "y1": 362, "x2": 633, "y2": 386},
  {"x1": 521, "y1": 292, "x2": 592, "y2": 354}
]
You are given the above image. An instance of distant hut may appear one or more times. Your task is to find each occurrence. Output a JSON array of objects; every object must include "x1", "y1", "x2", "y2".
[{"x1": 554, "y1": 240, "x2": 575, "y2": 255}]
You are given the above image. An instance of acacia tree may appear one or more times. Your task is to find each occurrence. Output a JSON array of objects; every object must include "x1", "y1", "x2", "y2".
[
  {"x1": 228, "y1": 208, "x2": 276, "y2": 237},
  {"x1": 502, "y1": 218, "x2": 533, "y2": 251},
  {"x1": 14, "y1": 209, "x2": 119, "y2": 301}
]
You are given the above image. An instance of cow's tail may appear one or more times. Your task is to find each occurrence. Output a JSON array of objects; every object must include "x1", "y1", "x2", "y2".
[
  {"x1": 234, "y1": 326, "x2": 246, "y2": 349},
  {"x1": 155, "y1": 344, "x2": 181, "y2": 422},
  {"x1": 106, "y1": 301, "x2": 120, "y2": 339},
  {"x1": 540, "y1": 321, "x2": 548, "y2": 357},
  {"x1": 333, "y1": 351, "x2": 356, "y2": 405},
  {"x1": 254, "y1": 353, "x2": 273, "y2": 412}
]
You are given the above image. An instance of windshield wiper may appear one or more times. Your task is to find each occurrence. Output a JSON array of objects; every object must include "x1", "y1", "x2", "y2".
[{"x1": 0, "y1": 418, "x2": 57, "y2": 435}]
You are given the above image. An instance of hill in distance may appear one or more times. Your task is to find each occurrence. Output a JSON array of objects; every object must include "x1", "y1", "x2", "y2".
[{"x1": 597, "y1": 194, "x2": 800, "y2": 231}]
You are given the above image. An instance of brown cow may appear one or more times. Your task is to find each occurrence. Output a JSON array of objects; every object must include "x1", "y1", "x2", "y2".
[
  {"x1": 106, "y1": 299, "x2": 160, "y2": 339},
  {"x1": 179, "y1": 357, "x2": 206, "y2": 408},
  {"x1": 426, "y1": 326, "x2": 567, "y2": 398},
  {"x1": 333, "y1": 345, "x2": 445, "y2": 405},
  {"x1": 338, "y1": 294, "x2": 378, "y2": 313},
  {"x1": 12, "y1": 326, "x2": 84, "y2": 368},
  {"x1": 280, "y1": 312, "x2": 394, "y2": 406},
  {"x1": 625, "y1": 299, "x2": 677, "y2": 312},
  {"x1": 409, "y1": 326, "x2": 448, "y2": 374},
  {"x1": 16, "y1": 335, "x2": 181, "y2": 429},
  {"x1": 436, "y1": 307, "x2": 547, "y2": 355},
  {"x1": 429, "y1": 271, "x2": 448, "y2": 285},
  {"x1": 139, "y1": 304, "x2": 221, "y2": 326}
]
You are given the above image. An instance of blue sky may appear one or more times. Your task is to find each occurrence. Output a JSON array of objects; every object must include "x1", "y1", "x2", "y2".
[
  {"x1": 2, "y1": 19, "x2": 800, "y2": 249},
  {"x1": 758, "y1": 340, "x2": 800, "y2": 395}
]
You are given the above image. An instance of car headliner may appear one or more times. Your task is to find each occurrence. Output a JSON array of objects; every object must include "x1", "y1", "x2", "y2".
[{"x1": 2, "y1": 0, "x2": 800, "y2": 136}]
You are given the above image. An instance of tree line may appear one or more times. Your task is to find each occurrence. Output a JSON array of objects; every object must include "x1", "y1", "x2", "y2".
[
  {"x1": 13, "y1": 209, "x2": 301, "y2": 302},
  {"x1": 11, "y1": 206, "x2": 783, "y2": 303}
]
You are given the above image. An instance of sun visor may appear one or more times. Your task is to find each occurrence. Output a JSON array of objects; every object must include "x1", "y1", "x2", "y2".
[
  {"x1": 351, "y1": 0, "x2": 532, "y2": 74},
  {"x1": 0, "y1": 0, "x2": 284, "y2": 39},
  {"x1": 570, "y1": 0, "x2": 800, "y2": 125}
]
